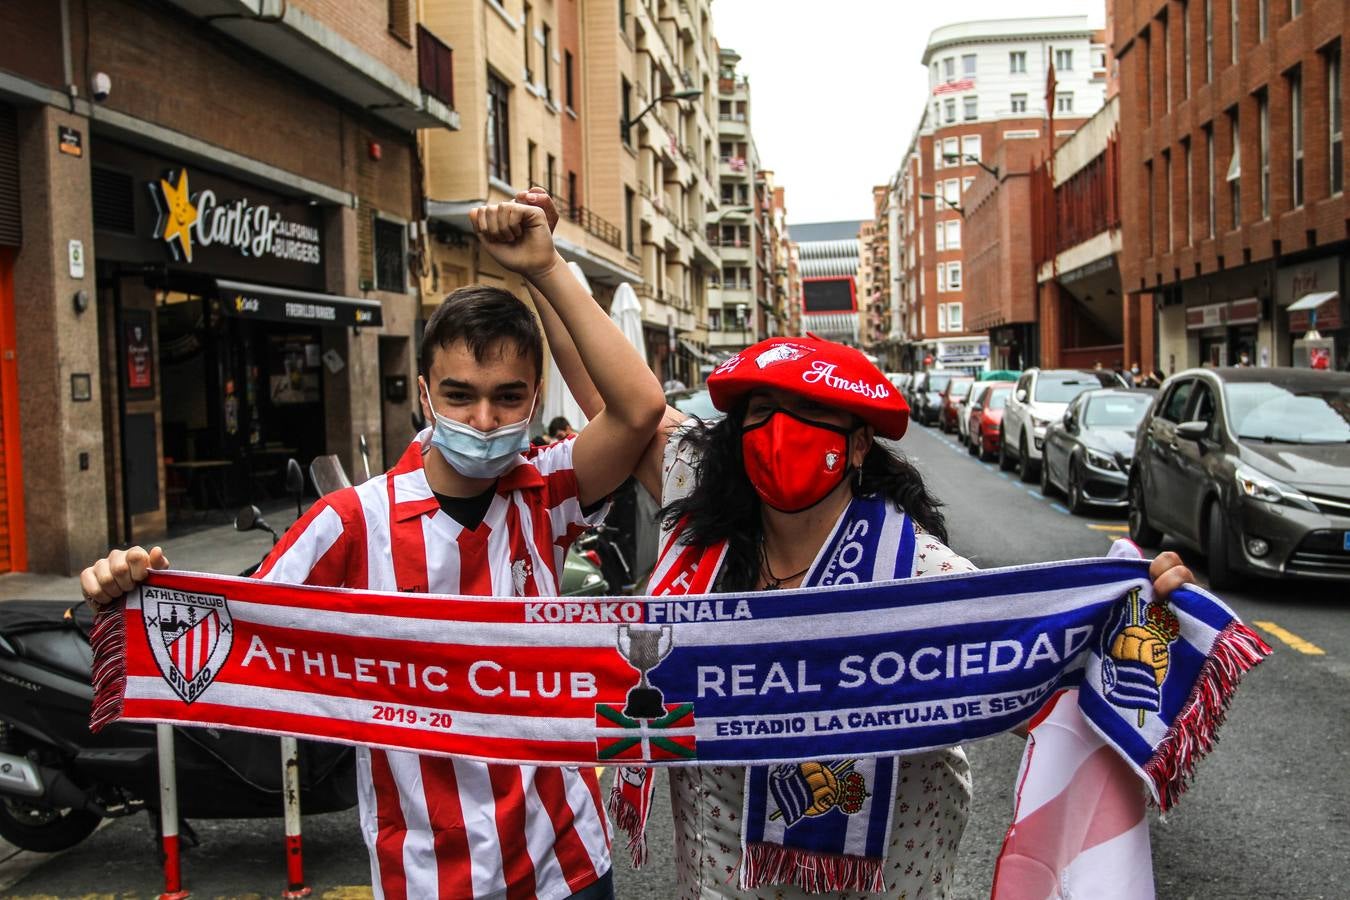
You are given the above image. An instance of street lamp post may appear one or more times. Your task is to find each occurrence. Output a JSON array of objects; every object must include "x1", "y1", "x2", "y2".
[
  {"x1": 918, "y1": 191, "x2": 965, "y2": 218},
  {"x1": 942, "y1": 154, "x2": 1000, "y2": 179},
  {"x1": 625, "y1": 88, "x2": 703, "y2": 130}
]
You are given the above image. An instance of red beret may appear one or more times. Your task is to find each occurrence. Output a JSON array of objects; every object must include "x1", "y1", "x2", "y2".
[{"x1": 706, "y1": 336, "x2": 909, "y2": 439}]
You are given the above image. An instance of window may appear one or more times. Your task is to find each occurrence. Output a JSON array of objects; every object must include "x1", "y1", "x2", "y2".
[
  {"x1": 1258, "y1": 91, "x2": 1269, "y2": 218},
  {"x1": 567, "y1": 171, "x2": 577, "y2": 217},
  {"x1": 1290, "y1": 70, "x2": 1303, "y2": 207},
  {"x1": 944, "y1": 99, "x2": 956, "y2": 123},
  {"x1": 1292, "y1": 0, "x2": 1302, "y2": 14},
  {"x1": 527, "y1": 140, "x2": 537, "y2": 187},
  {"x1": 546, "y1": 153, "x2": 556, "y2": 198},
  {"x1": 945, "y1": 220, "x2": 961, "y2": 249},
  {"x1": 1010, "y1": 51, "x2": 1027, "y2": 73},
  {"x1": 1164, "y1": 10, "x2": 1172, "y2": 111},
  {"x1": 1230, "y1": 0, "x2": 1239, "y2": 64},
  {"x1": 1145, "y1": 31, "x2": 1153, "y2": 122},
  {"x1": 963, "y1": 96, "x2": 978, "y2": 120},
  {"x1": 947, "y1": 302, "x2": 963, "y2": 331},
  {"x1": 564, "y1": 50, "x2": 575, "y2": 108},
  {"x1": 1204, "y1": 0, "x2": 1213, "y2": 82},
  {"x1": 962, "y1": 176, "x2": 975, "y2": 192},
  {"x1": 1206, "y1": 124, "x2": 1216, "y2": 237},
  {"x1": 1011, "y1": 93, "x2": 1028, "y2": 113},
  {"x1": 935, "y1": 141, "x2": 943, "y2": 169},
  {"x1": 621, "y1": 77, "x2": 633, "y2": 145},
  {"x1": 935, "y1": 224, "x2": 945, "y2": 251},
  {"x1": 625, "y1": 186, "x2": 635, "y2": 255},
  {"x1": 1160, "y1": 380, "x2": 1196, "y2": 423},
  {"x1": 944, "y1": 178, "x2": 959, "y2": 204},
  {"x1": 943, "y1": 57, "x2": 955, "y2": 81},
  {"x1": 943, "y1": 136, "x2": 959, "y2": 165},
  {"x1": 1257, "y1": 0, "x2": 1267, "y2": 42},
  {"x1": 388, "y1": 0, "x2": 411, "y2": 43},
  {"x1": 1056, "y1": 92, "x2": 1074, "y2": 113},
  {"x1": 962, "y1": 54, "x2": 977, "y2": 78},
  {"x1": 1146, "y1": 159, "x2": 1154, "y2": 251},
  {"x1": 947, "y1": 261, "x2": 962, "y2": 290},
  {"x1": 1055, "y1": 48, "x2": 1073, "y2": 71},
  {"x1": 936, "y1": 262, "x2": 946, "y2": 292},
  {"x1": 487, "y1": 71, "x2": 511, "y2": 183},
  {"x1": 938, "y1": 303, "x2": 948, "y2": 331},
  {"x1": 523, "y1": 3, "x2": 534, "y2": 82},
  {"x1": 1331, "y1": 46, "x2": 1343, "y2": 195},
  {"x1": 1227, "y1": 108, "x2": 1241, "y2": 229},
  {"x1": 1182, "y1": 0, "x2": 1191, "y2": 96},
  {"x1": 1164, "y1": 149, "x2": 1173, "y2": 250},
  {"x1": 374, "y1": 217, "x2": 406, "y2": 292},
  {"x1": 709, "y1": 308, "x2": 721, "y2": 331},
  {"x1": 1184, "y1": 138, "x2": 1193, "y2": 244},
  {"x1": 962, "y1": 134, "x2": 981, "y2": 161},
  {"x1": 542, "y1": 23, "x2": 553, "y2": 101}
]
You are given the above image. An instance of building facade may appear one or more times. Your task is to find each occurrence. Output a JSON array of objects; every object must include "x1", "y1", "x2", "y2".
[
  {"x1": 0, "y1": 0, "x2": 454, "y2": 573},
  {"x1": 1114, "y1": 0, "x2": 1347, "y2": 373},
  {"x1": 793, "y1": 221, "x2": 864, "y2": 344},
  {"x1": 893, "y1": 16, "x2": 1108, "y2": 374},
  {"x1": 708, "y1": 48, "x2": 759, "y2": 357}
]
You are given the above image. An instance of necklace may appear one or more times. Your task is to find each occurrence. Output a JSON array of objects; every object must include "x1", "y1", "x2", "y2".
[{"x1": 760, "y1": 545, "x2": 810, "y2": 590}]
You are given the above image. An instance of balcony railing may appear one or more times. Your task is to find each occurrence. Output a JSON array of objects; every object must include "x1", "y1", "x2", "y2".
[
  {"x1": 417, "y1": 25, "x2": 455, "y2": 109},
  {"x1": 534, "y1": 173, "x2": 623, "y2": 249}
]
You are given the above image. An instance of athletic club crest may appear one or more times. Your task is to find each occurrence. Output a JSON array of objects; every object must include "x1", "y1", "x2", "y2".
[
  {"x1": 754, "y1": 343, "x2": 813, "y2": 369},
  {"x1": 142, "y1": 585, "x2": 233, "y2": 704}
]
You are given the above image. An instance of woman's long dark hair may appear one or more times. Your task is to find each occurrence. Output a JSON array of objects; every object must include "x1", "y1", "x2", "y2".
[{"x1": 661, "y1": 409, "x2": 949, "y2": 592}]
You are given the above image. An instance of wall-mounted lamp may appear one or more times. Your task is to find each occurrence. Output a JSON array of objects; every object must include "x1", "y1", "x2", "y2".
[{"x1": 72, "y1": 290, "x2": 90, "y2": 315}]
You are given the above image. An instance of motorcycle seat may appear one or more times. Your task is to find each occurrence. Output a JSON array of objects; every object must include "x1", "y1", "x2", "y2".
[{"x1": 0, "y1": 600, "x2": 95, "y2": 680}]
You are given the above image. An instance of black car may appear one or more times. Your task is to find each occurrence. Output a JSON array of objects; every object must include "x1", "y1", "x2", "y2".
[
  {"x1": 1127, "y1": 367, "x2": 1350, "y2": 588},
  {"x1": 909, "y1": 371, "x2": 955, "y2": 426},
  {"x1": 1040, "y1": 389, "x2": 1157, "y2": 514}
]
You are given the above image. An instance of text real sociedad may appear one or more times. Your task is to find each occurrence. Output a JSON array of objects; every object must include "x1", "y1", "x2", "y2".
[{"x1": 232, "y1": 596, "x2": 1095, "y2": 711}]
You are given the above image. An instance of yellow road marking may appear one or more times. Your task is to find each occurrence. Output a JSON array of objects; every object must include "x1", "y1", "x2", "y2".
[
  {"x1": 1253, "y1": 620, "x2": 1325, "y2": 655},
  {"x1": 321, "y1": 888, "x2": 376, "y2": 900},
  {"x1": 1087, "y1": 523, "x2": 1130, "y2": 532}
]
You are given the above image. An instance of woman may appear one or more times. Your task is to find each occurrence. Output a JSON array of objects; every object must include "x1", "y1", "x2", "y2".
[
  {"x1": 645, "y1": 338, "x2": 1192, "y2": 898},
  {"x1": 476, "y1": 195, "x2": 1193, "y2": 898}
]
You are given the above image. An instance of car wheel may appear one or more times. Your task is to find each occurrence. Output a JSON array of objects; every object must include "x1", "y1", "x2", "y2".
[
  {"x1": 1039, "y1": 451, "x2": 1057, "y2": 497},
  {"x1": 1128, "y1": 477, "x2": 1164, "y2": 547},
  {"x1": 998, "y1": 429, "x2": 1015, "y2": 471},
  {"x1": 0, "y1": 799, "x2": 101, "y2": 853},
  {"x1": 1205, "y1": 501, "x2": 1237, "y2": 591},
  {"x1": 979, "y1": 435, "x2": 994, "y2": 462},
  {"x1": 967, "y1": 432, "x2": 978, "y2": 455},
  {"x1": 1018, "y1": 435, "x2": 1038, "y2": 483},
  {"x1": 1066, "y1": 458, "x2": 1089, "y2": 515}
]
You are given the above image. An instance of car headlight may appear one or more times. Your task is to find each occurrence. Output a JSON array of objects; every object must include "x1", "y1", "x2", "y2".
[
  {"x1": 1234, "y1": 465, "x2": 1306, "y2": 505},
  {"x1": 1084, "y1": 449, "x2": 1119, "y2": 471},
  {"x1": 1031, "y1": 415, "x2": 1051, "y2": 429}
]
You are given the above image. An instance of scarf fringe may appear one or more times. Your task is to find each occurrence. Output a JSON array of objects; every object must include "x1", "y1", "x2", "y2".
[
  {"x1": 606, "y1": 783, "x2": 649, "y2": 869},
  {"x1": 88, "y1": 608, "x2": 127, "y2": 733},
  {"x1": 740, "y1": 842, "x2": 886, "y2": 894},
  {"x1": 1144, "y1": 620, "x2": 1272, "y2": 811}
]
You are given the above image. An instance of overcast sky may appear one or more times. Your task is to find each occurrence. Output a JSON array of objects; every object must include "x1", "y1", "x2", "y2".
[{"x1": 710, "y1": 0, "x2": 1106, "y2": 226}]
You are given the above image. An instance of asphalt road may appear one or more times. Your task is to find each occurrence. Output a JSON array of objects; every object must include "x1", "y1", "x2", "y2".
[{"x1": 3, "y1": 423, "x2": 1346, "y2": 898}]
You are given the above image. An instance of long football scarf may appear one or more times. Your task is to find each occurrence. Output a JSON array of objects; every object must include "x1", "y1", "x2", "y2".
[
  {"x1": 614, "y1": 496, "x2": 919, "y2": 891},
  {"x1": 90, "y1": 537, "x2": 1269, "y2": 885}
]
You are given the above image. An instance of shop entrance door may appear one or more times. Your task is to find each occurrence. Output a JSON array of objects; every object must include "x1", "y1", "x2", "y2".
[{"x1": 0, "y1": 248, "x2": 26, "y2": 572}]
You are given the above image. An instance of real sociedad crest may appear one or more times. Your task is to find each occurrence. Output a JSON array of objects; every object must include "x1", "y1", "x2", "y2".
[{"x1": 142, "y1": 585, "x2": 233, "y2": 704}]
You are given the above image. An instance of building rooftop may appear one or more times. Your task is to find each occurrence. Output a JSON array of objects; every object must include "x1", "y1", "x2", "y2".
[{"x1": 922, "y1": 16, "x2": 1097, "y2": 64}]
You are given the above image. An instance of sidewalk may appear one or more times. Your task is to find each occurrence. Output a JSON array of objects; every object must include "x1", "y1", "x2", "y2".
[{"x1": 0, "y1": 503, "x2": 294, "y2": 602}]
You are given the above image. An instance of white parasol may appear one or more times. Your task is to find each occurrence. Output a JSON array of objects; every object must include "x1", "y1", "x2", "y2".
[{"x1": 609, "y1": 282, "x2": 646, "y2": 359}]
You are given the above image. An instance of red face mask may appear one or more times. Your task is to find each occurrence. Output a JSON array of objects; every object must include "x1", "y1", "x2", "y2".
[{"x1": 741, "y1": 409, "x2": 854, "y2": 513}]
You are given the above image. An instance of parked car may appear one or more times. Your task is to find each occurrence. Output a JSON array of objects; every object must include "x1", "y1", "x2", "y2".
[
  {"x1": 938, "y1": 376, "x2": 975, "y2": 433},
  {"x1": 1128, "y1": 367, "x2": 1350, "y2": 588},
  {"x1": 1000, "y1": 368, "x2": 1128, "y2": 481},
  {"x1": 910, "y1": 371, "x2": 955, "y2": 426},
  {"x1": 1041, "y1": 388, "x2": 1157, "y2": 514},
  {"x1": 965, "y1": 382, "x2": 1016, "y2": 460},
  {"x1": 886, "y1": 372, "x2": 912, "y2": 395},
  {"x1": 665, "y1": 387, "x2": 722, "y2": 421}
]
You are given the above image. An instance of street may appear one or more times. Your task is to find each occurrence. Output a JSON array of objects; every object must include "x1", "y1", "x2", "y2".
[{"x1": 3, "y1": 421, "x2": 1347, "y2": 898}]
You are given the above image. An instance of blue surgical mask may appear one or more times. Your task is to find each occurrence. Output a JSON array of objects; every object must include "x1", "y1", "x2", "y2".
[{"x1": 423, "y1": 385, "x2": 536, "y2": 479}]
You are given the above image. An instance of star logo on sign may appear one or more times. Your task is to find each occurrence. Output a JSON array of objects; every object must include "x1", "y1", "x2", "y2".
[{"x1": 154, "y1": 169, "x2": 198, "y2": 262}]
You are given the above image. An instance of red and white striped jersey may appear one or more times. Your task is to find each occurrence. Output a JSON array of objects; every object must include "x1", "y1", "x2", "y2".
[{"x1": 255, "y1": 434, "x2": 612, "y2": 900}]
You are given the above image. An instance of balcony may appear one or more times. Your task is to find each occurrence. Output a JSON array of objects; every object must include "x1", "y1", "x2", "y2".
[{"x1": 161, "y1": 0, "x2": 459, "y2": 131}]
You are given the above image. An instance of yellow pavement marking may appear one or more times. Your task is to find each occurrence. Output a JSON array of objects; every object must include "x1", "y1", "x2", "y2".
[
  {"x1": 321, "y1": 889, "x2": 376, "y2": 899},
  {"x1": 1253, "y1": 620, "x2": 1325, "y2": 655},
  {"x1": 1087, "y1": 523, "x2": 1130, "y2": 532}
]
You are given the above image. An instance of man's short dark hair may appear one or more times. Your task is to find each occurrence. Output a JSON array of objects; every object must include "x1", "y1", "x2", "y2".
[
  {"x1": 547, "y1": 416, "x2": 572, "y2": 435},
  {"x1": 420, "y1": 285, "x2": 543, "y2": 382}
]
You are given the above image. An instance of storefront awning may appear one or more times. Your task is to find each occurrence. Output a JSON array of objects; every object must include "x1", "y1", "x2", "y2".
[
  {"x1": 217, "y1": 279, "x2": 382, "y2": 328},
  {"x1": 677, "y1": 338, "x2": 719, "y2": 364},
  {"x1": 1287, "y1": 290, "x2": 1338, "y2": 312}
]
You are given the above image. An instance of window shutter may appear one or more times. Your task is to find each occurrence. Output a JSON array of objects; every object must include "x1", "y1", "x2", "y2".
[{"x1": 388, "y1": 0, "x2": 412, "y2": 43}]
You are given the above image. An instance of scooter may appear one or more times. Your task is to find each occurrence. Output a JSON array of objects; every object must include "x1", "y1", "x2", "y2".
[{"x1": 0, "y1": 460, "x2": 358, "y2": 854}]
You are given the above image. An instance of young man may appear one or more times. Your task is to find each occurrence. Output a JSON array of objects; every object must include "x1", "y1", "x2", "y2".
[{"x1": 81, "y1": 202, "x2": 667, "y2": 899}]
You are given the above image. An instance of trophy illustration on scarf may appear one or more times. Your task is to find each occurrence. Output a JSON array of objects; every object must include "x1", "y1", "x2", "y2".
[
  {"x1": 1102, "y1": 587, "x2": 1182, "y2": 726},
  {"x1": 617, "y1": 625, "x2": 673, "y2": 719}
]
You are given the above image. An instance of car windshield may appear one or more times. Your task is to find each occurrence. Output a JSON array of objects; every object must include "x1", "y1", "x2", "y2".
[
  {"x1": 987, "y1": 387, "x2": 1012, "y2": 410},
  {"x1": 1084, "y1": 394, "x2": 1153, "y2": 428},
  {"x1": 948, "y1": 380, "x2": 974, "y2": 399},
  {"x1": 1227, "y1": 382, "x2": 1350, "y2": 444},
  {"x1": 1035, "y1": 373, "x2": 1114, "y2": 403},
  {"x1": 926, "y1": 374, "x2": 952, "y2": 393},
  {"x1": 669, "y1": 389, "x2": 722, "y2": 421}
]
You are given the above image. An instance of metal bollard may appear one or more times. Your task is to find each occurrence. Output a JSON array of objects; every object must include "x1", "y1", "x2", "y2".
[
  {"x1": 280, "y1": 736, "x2": 311, "y2": 898},
  {"x1": 156, "y1": 724, "x2": 190, "y2": 900}
]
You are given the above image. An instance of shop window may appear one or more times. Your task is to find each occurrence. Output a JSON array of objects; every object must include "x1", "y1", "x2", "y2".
[{"x1": 374, "y1": 217, "x2": 406, "y2": 292}]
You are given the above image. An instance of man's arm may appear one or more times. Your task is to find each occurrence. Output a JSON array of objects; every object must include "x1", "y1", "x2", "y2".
[{"x1": 471, "y1": 202, "x2": 666, "y2": 507}]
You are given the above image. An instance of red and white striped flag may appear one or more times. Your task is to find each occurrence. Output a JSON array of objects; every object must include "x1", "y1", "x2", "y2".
[{"x1": 992, "y1": 689, "x2": 1155, "y2": 900}]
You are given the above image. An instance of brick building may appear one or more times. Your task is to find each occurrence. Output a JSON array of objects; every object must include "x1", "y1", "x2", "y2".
[
  {"x1": 0, "y1": 0, "x2": 455, "y2": 573},
  {"x1": 893, "y1": 16, "x2": 1106, "y2": 374},
  {"x1": 1113, "y1": 0, "x2": 1347, "y2": 372}
]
